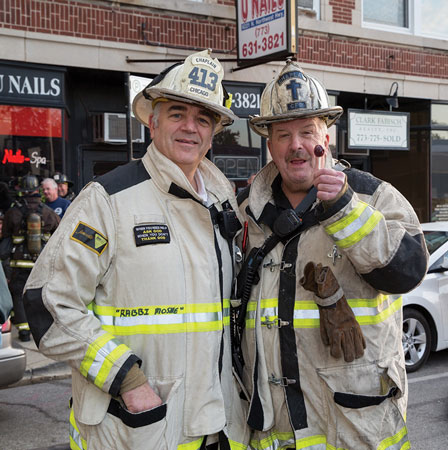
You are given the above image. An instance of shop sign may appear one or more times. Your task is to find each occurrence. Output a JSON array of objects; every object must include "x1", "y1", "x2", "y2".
[
  {"x1": 0, "y1": 64, "x2": 64, "y2": 106},
  {"x1": 2, "y1": 149, "x2": 47, "y2": 168},
  {"x1": 224, "y1": 82, "x2": 264, "y2": 117},
  {"x1": 213, "y1": 155, "x2": 260, "y2": 180},
  {"x1": 236, "y1": 0, "x2": 297, "y2": 64},
  {"x1": 348, "y1": 109, "x2": 410, "y2": 150}
]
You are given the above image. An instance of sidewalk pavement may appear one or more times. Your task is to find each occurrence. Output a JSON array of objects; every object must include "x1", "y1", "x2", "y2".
[{"x1": 10, "y1": 326, "x2": 72, "y2": 388}]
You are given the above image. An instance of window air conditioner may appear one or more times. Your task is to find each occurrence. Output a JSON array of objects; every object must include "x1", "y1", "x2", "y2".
[{"x1": 93, "y1": 113, "x2": 145, "y2": 143}]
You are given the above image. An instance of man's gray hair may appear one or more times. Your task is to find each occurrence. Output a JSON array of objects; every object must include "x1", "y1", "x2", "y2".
[{"x1": 42, "y1": 178, "x2": 58, "y2": 189}]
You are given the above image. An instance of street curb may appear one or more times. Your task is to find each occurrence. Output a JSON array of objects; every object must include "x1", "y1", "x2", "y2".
[
  {"x1": 9, "y1": 361, "x2": 71, "y2": 388},
  {"x1": 31, "y1": 445, "x2": 70, "y2": 450}
]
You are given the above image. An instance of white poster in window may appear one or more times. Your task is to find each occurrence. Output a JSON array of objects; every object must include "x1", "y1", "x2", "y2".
[{"x1": 348, "y1": 109, "x2": 410, "y2": 150}]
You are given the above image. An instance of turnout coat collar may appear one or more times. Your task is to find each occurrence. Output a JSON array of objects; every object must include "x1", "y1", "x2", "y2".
[{"x1": 143, "y1": 142, "x2": 235, "y2": 207}]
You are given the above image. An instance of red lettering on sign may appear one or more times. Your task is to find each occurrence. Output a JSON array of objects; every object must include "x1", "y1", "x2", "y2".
[{"x1": 2, "y1": 149, "x2": 31, "y2": 165}]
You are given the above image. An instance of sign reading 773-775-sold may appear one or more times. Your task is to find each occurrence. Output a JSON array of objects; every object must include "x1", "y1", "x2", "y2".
[
  {"x1": 348, "y1": 109, "x2": 410, "y2": 150},
  {"x1": 236, "y1": 0, "x2": 297, "y2": 63}
]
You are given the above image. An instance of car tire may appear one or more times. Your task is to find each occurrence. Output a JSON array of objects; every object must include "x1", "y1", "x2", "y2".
[{"x1": 402, "y1": 307, "x2": 431, "y2": 373}]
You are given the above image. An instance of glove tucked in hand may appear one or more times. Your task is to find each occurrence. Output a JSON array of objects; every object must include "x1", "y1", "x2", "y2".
[{"x1": 300, "y1": 262, "x2": 366, "y2": 362}]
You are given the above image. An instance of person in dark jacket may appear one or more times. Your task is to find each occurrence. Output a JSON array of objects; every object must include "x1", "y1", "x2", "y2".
[{"x1": 1, "y1": 175, "x2": 60, "y2": 341}]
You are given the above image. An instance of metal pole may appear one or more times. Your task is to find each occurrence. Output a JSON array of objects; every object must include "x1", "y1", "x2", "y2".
[{"x1": 124, "y1": 72, "x2": 133, "y2": 162}]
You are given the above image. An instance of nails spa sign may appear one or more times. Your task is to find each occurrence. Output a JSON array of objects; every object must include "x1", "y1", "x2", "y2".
[{"x1": 0, "y1": 63, "x2": 64, "y2": 106}]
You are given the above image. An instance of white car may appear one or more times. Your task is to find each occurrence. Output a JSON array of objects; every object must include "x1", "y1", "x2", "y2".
[
  {"x1": 402, "y1": 222, "x2": 448, "y2": 372},
  {"x1": 0, "y1": 318, "x2": 26, "y2": 387}
]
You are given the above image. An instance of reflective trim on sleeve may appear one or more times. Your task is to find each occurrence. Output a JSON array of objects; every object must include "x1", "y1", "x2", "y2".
[
  {"x1": 91, "y1": 302, "x2": 225, "y2": 335},
  {"x1": 12, "y1": 235, "x2": 25, "y2": 244},
  {"x1": 69, "y1": 408, "x2": 87, "y2": 450},
  {"x1": 325, "y1": 201, "x2": 383, "y2": 249},
  {"x1": 250, "y1": 430, "x2": 295, "y2": 450},
  {"x1": 80, "y1": 333, "x2": 129, "y2": 389}
]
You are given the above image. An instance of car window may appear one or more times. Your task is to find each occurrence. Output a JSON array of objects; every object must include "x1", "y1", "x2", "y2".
[
  {"x1": 424, "y1": 231, "x2": 448, "y2": 254},
  {"x1": 429, "y1": 252, "x2": 448, "y2": 273}
]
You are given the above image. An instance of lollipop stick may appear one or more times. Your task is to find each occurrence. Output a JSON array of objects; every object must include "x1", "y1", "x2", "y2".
[{"x1": 314, "y1": 145, "x2": 325, "y2": 170}]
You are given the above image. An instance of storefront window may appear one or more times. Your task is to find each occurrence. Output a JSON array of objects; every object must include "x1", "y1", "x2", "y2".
[
  {"x1": 212, "y1": 82, "x2": 266, "y2": 190},
  {"x1": 0, "y1": 105, "x2": 63, "y2": 185},
  {"x1": 211, "y1": 118, "x2": 262, "y2": 189},
  {"x1": 431, "y1": 129, "x2": 448, "y2": 221},
  {"x1": 431, "y1": 104, "x2": 448, "y2": 127}
]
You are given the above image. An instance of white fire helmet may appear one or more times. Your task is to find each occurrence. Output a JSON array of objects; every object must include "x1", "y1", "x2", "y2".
[
  {"x1": 250, "y1": 60, "x2": 343, "y2": 137},
  {"x1": 132, "y1": 49, "x2": 237, "y2": 134}
]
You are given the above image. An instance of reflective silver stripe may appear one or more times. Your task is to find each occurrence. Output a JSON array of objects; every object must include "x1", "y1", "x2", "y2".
[
  {"x1": 96, "y1": 311, "x2": 222, "y2": 327},
  {"x1": 10, "y1": 260, "x2": 34, "y2": 268},
  {"x1": 69, "y1": 409, "x2": 86, "y2": 450},
  {"x1": 294, "y1": 296, "x2": 397, "y2": 321},
  {"x1": 378, "y1": 426, "x2": 409, "y2": 450},
  {"x1": 260, "y1": 306, "x2": 278, "y2": 318},
  {"x1": 330, "y1": 204, "x2": 375, "y2": 242},
  {"x1": 86, "y1": 338, "x2": 122, "y2": 382},
  {"x1": 250, "y1": 433, "x2": 295, "y2": 450},
  {"x1": 294, "y1": 309, "x2": 320, "y2": 320},
  {"x1": 12, "y1": 236, "x2": 25, "y2": 244}
]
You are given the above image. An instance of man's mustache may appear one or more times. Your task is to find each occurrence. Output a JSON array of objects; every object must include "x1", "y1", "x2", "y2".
[{"x1": 286, "y1": 150, "x2": 309, "y2": 163}]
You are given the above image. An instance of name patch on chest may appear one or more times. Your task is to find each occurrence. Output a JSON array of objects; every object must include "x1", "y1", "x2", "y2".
[{"x1": 134, "y1": 224, "x2": 170, "y2": 246}]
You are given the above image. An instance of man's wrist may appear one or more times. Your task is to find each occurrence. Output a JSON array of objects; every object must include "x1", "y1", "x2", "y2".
[{"x1": 119, "y1": 363, "x2": 148, "y2": 394}]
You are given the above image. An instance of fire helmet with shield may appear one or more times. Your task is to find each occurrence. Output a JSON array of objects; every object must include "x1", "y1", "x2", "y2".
[
  {"x1": 19, "y1": 175, "x2": 40, "y2": 193},
  {"x1": 250, "y1": 59, "x2": 343, "y2": 137},
  {"x1": 132, "y1": 49, "x2": 237, "y2": 134},
  {"x1": 53, "y1": 172, "x2": 73, "y2": 187}
]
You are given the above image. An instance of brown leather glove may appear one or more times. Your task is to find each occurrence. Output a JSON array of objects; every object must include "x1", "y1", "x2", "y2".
[{"x1": 300, "y1": 262, "x2": 366, "y2": 362}]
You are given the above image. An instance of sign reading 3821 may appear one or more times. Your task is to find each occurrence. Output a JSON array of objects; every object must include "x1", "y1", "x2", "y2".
[{"x1": 237, "y1": 0, "x2": 290, "y2": 60}]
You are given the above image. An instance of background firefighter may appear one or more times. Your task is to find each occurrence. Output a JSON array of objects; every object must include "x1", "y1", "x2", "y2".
[
  {"x1": 236, "y1": 60, "x2": 428, "y2": 450},
  {"x1": 0, "y1": 175, "x2": 59, "y2": 341}
]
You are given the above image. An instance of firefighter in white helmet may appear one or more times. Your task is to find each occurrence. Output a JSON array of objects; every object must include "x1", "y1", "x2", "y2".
[
  {"x1": 23, "y1": 49, "x2": 250, "y2": 450},
  {"x1": 235, "y1": 59, "x2": 428, "y2": 449}
]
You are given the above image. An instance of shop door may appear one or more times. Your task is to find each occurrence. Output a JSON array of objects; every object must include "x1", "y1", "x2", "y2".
[{"x1": 79, "y1": 146, "x2": 128, "y2": 189}]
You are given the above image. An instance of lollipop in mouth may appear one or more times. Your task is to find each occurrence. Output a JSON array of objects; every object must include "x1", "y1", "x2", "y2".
[{"x1": 314, "y1": 145, "x2": 325, "y2": 169}]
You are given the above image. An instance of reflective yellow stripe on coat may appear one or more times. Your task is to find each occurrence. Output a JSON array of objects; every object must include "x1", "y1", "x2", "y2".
[
  {"x1": 245, "y1": 295, "x2": 402, "y2": 329},
  {"x1": 90, "y1": 301, "x2": 229, "y2": 335},
  {"x1": 250, "y1": 426, "x2": 409, "y2": 450}
]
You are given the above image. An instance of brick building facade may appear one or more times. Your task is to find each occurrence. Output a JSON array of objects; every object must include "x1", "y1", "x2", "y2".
[{"x1": 0, "y1": 0, "x2": 447, "y2": 220}]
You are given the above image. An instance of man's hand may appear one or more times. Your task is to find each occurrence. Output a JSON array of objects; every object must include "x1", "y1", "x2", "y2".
[
  {"x1": 314, "y1": 168, "x2": 346, "y2": 202},
  {"x1": 121, "y1": 382, "x2": 163, "y2": 413}
]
